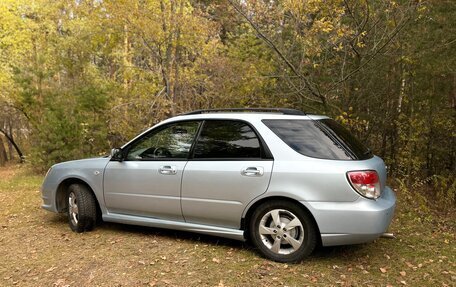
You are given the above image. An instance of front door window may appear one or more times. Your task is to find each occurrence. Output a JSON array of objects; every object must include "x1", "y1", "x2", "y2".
[{"x1": 126, "y1": 121, "x2": 200, "y2": 160}]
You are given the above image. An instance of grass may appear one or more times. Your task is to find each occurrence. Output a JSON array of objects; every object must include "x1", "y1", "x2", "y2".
[{"x1": 0, "y1": 164, "x2": 454, "y2": 287}]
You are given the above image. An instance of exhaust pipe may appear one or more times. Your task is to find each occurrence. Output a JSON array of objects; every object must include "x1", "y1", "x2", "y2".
[{"x1": 380, "y1": 233, "x2": 395, "y2": 239}]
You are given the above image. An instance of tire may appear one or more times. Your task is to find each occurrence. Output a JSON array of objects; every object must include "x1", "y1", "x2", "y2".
[
  {"x1": 249, "y1": 200, "x2": 317, "y2": 263},
  {"x1": 67, "y1": 183, "x2": 97, "y2": 233}
]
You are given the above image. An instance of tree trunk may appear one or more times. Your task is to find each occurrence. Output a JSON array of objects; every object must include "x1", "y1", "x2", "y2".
[
  {"x1": 0, "y1": 128, "x2": 24, "y2": 163},
  {"x1": 0, "y1": 136, "x2": 7, "y2": 166},
  {"x1": 172, "y1": 0, "x2": 184, "y2": 113},
  {"x1": 159, "y1": 0, "x2": 175, "y2": 116},
  {"x1": 7, "y1": 118, "x2": 14, "y2": 160},
  {"x1": 123, "y1": 24, "x2": 130, "y2": 89}
]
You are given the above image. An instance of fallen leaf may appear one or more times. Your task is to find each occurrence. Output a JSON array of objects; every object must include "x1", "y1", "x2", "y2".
[
  {"x1": 45, "y1": 266, "x2": 57, "y2": 273},
  {"x1": 212, "y1": 258, "x2": 220, "y2": 264},
  {"x1": 380, "y1": 267, "x2": 387, "y2": 273},
  {"x1": 52, "y1": 279, "x2": 68, "y2": 287},
  {"x1": 400, "y1": 271, "x2": 406, "y2": 276},
  {"x1": 405, "y1": 262, "x2": 415, "y2": 268}
]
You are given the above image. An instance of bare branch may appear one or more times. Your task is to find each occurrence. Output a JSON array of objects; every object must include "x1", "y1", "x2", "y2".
[
  {"x1": 330, "y1": 13, "x2": 412, "y2": 90},
  {"x1": 227, "y1": 0, "x2": 326, "y2": 106}
]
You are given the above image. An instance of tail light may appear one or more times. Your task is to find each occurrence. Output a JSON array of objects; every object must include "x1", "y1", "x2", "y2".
[{"x1": 347, "y1": 170, "x2": 381, "y2": 199}]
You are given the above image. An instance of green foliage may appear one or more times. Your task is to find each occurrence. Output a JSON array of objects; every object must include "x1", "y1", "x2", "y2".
[
  {"x1": 432, "y1": 175, "x2": 456, "y2": 210},
  {"x1": 0, "y1": 0, "x2": 454, "y2": 206},
  {"x1": 31, "y1": 95, "x2": 82, "y2": 169},
  {"x1": 29, "y1": 84, "x2": 110, "y2": 171}
]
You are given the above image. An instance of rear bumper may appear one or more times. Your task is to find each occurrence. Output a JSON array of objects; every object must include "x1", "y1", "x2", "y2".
[{"x1": 301, "y1": 186, "x2": 396, "y2": 246}]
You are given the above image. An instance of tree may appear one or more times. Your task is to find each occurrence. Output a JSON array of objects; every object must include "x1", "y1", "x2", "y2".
[{"x1": 0, "y1": 0, "x2": 453, "y2": 205}]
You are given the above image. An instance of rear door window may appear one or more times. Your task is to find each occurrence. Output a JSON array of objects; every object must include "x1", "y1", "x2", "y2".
[
  {"x1": 192, "y1": 120, "x2": 262, "y2": 159},
  {"x1": 262, "y1": 119, "x2": 372, "y2": 160}
]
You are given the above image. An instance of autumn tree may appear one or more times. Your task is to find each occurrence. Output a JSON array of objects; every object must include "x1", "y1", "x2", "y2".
[{"x1": 0, "y1": 0, "x2": 453, "y2": 204}]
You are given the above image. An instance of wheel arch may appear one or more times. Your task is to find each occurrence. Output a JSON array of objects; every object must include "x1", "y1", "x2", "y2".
[
  {"x1": 241, "y1": 196, "x2": 322, "y2": 244},
  {"x1": 55, "y1": 177, "x2": 101, "y2": 214}
]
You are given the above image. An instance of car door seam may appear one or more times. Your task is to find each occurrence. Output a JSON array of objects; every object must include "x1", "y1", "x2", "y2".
[{"x1": 180, "y1": 160, "x2": 190, "y2": 222}]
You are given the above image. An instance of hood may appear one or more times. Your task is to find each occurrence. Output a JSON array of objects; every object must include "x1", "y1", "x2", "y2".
[{"x1": 52, "y1": 157, "x2": 111, "y2": 170}]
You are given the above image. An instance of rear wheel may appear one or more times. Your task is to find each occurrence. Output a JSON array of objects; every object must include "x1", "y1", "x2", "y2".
[
  {"x1": 67, "y1": 184, "x2": 97, "y2": 233},
  {"x1": 249, "y1": 200, "x2": 317, "y2": 263}
]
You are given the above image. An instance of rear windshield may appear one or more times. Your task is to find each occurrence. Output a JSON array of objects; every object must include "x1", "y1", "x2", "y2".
[{"x1": 262, "y1": 119, "x2": 372, "y2": 160}]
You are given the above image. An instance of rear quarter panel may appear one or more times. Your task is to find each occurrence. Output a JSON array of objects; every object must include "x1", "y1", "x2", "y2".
[{"x1": 252, "y1": 116, "x2": 388, "y2": 202}]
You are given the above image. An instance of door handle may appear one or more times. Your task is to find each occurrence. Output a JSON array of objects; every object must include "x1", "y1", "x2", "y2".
[
  {"x1": 241, "y1": 167, "x2": 264, "y2": 177},
  {"x1": 159, "y1": 165, "x2": 177, "y2": 175}
]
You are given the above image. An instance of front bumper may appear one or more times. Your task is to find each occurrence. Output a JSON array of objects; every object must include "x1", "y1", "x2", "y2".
[
  {"x1": 41, "y1": 174, "x2": 58, "y2": 213},
  {"x1": 302, "y1": 186, "x2": 396, "y2": 246}
]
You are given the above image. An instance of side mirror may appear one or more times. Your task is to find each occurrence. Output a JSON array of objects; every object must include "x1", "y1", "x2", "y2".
[{"x1": 110, "y1": 148, "x2": 124, "y2": 162}]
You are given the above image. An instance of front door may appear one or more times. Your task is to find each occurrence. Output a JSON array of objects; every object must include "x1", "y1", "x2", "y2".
[{"x1": 104, "y1": 121, "x2": 200, "y2": 221}]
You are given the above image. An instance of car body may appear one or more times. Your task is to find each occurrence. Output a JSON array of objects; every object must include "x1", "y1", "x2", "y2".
[{"x1": 41, "y1": 108, "x2": 396, "y2": 262}]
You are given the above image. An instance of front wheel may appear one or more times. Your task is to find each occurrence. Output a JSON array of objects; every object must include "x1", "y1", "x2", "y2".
[
  {"x1": 67, "y1": 184, "x2": 97, "y2": 233},
  {"x1": 249, "y1": 200, "x2": 317, "y2": 263}
]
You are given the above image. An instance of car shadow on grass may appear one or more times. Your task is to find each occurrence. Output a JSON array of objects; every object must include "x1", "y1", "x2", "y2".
[
  {"x1": 46, "y1": 213, "x2": 369, "y2": 262},
  {"x1": 312, "y1": 244, "x2": 367, "y2": 260},
  {"x1": 99, "y1": 221, "x2": 250, "y2": 249},
  {"x1": 46, "y1": 213, "x2": 67, "y2": 225}
]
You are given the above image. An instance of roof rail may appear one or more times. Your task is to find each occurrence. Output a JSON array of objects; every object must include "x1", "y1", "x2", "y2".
[{"x1": 181, "y1": 108, "x2": 306, "y2": 116}]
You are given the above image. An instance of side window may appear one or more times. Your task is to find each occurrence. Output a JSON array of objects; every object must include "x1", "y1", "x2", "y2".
[
  {"x1": 262, "y1": 119, "x2": 371, "y2": 160},
  {"x1": 193, "y1": 120, "x2": 261, "y2": 159},
  {"x1": 126, "y1": 121, "x2": 200, "y2": 160}
]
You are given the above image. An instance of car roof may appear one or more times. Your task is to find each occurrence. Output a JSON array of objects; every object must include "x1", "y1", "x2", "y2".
[{"x1": 167, "y1": 112, "x2": 329, "y2": 122}]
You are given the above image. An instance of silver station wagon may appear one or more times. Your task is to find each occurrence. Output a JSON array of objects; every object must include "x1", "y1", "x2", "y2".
[{"x1": 41, "y1": 108, "x2": 396, "y2": 262}]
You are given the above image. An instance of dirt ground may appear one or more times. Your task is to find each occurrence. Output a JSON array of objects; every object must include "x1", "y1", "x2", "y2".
[{"x1": 0, "y1": 165, "x2": 454, "y2": 286}]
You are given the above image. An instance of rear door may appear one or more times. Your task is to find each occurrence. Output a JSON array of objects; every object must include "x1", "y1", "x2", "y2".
[
  {"x1": 104, "y1": 121, "x2": 200, "y2": 220},
  {"x1": 181, "y1": 120, "x2": 273, "y2": 229}
]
